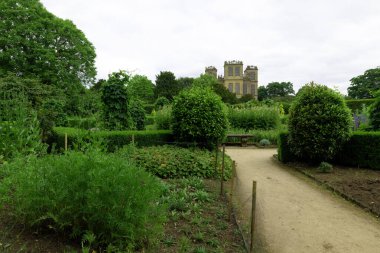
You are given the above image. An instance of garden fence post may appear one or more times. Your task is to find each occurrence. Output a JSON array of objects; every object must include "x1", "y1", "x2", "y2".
[
  {"x1": 221, "y1": 144, "x2": 225, "y2": 195},
  {"x1": 250, "y1": 180, "x2": 257, "y2": 253},
  {"x1": 132, "y1": 134, "x2": 135, "y2": 145},
  {"x1": 64, "y1": 133, "x2": 68, "y2": 152},
  {"x1": 215, "y1": 141, "x2": 219, "y2": 175}
]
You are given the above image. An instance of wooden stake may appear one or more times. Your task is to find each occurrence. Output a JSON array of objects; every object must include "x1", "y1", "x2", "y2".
[
  {"x1": 132, "y1": 134, "x2": 135, "y2": 145},
  {"x1": 64, "y1": 133, "x2": 68, "y2": 152},
  {"x1": 250, "y1": 180, "x2": 257, "y2": 253},
  {"x1": 229, "y1": 161, "x2": 236, "y2": 220},
  {"x1": 215, "y1": 142, "x2": 219, "y2": 175}
]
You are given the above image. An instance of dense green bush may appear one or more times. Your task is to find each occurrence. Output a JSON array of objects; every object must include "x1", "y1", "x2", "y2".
[
  {"x1": 101, "y1": 71, "x2": 131, "y2": 130},
  {"x1": 155, "y1": 105, "x2": 172, "y2": 130},
  {"x1": 369, "y1": 92, "x2": 380, "y2": 130},
  {"x1": 0, "y1": 95, "x2": 45, "y2": 162},
  {"x1": 129, "y1": 99, "x2": 146, "y2": 130},
  {"x1": 288, "y1": 83, "x2": 352, "y2": 162},
  {"x1": 278, "y1": 131, "x2": 380, "y2": 170},
  {"x1": 119, "y1": 145, "x2": 232, "y2": 179},
  {"x1": 335, "y1": 131, "x2": 380, "y2": 170},
  {"x1": 228, "y1": 107, "x2": 280, "y2": 130},
  {"x1": 172, "y1": 87, "x2": 228, "y2": 149},
  {"x1": 345, "y1": 99, "x2": 375, "y2": 112},
  {"x1": 66, "y1": 116, "x2": 98, "y2": 130},
  {"x1": 277, "y1": 132, "x2": 296, "y2": 163},
  {"x1": 154, "y1": 96, "x2": 170, "y2": 109},
  {"x1": 0, "y1": 151, "x2": 166, "y2": 250},
  {"x1": 51, "y1": 127, "x2": 174, "y2": 152}
]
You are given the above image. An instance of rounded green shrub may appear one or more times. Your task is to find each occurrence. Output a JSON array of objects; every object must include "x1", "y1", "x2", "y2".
[
  {"x1": 129, "y1": 99, "x2": 146, "y2": 130},
  {"x1": 0, "y1": 151, "x2": 166, "y2": 250},
  {"x1": 155, "y1": 105, "x2": 172, "y2": 130},
  {"x1": 172, "y1": 87, "x2": 228, "y2": 149},
  {"x1": 369, "y1": 91, "x2": 380, "y2": 130},
  {"x1": 288, "y1": 83, "x2": 351, "y2": 162}
]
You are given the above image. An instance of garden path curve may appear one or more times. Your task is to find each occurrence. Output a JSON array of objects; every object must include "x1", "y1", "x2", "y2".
[{"x1": 226, "y1": 147, "x2": 380, "y2": 253}]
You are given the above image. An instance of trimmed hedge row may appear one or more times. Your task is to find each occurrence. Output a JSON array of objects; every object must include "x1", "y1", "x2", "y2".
[
  {"x1": 51, "y1": 127, "x2": 174, "y2": 152},
  {"x1": 66, "y1": 117, "x2": 98, "y2": 130},
  {"x1": 278, "y1": 131, "x2": 380, "y2": 170},
  {"x1": 345, "y1": 99, "x2": 375, "y2": 112}
]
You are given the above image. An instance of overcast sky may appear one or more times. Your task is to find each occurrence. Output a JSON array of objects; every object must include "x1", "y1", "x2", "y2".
[{"x1": 40, "y1": 0, "x2": 380, "y2": 94}]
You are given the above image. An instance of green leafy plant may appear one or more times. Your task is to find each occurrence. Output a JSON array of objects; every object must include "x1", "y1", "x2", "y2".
[
  {"x1": 228, "y1": 106, "x2": 280, "y2": 131},
  {"x1": 101, "y1": 70, "x2": 131, "y2": 130},
  {"x1": 172, "y1": 87, "x2": 228, "y2": 149},
  {"x1": 318, "y1": 162, "x2": 333, "y2": 173},
  {"x1": 120, "y1": 145, "x2": 232, "y2": 179},
  {"x1": 155, "y1": 105, "x2": 172, "y2": 130},
  {"x1": 0, "y1": 150, "x2": 167, "y2": 250},
  {"x1": 129, "y1": 99, "x2": 146, "y2": 130},
  {"x1": 288, "y1": 83, "x2": 352, "y2": 163},
  {"x1": 369, "y1": 91, "x2": 380, "y2": 130},
  {"x1": 259, "y1": 139, "x2": 271, "y2": 146}
]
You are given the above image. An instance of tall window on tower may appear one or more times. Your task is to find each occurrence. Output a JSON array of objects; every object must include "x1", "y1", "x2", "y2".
[
  {"x1": 235, "y1": 67, "x2": 240, "y2": 76},
  {"x1": 228, "y1": 83, "x2": 233, "y2": 92},
  {"x1": 243, "y1": 83, "x2": 248, "y2": 95},
  {"x1": 228, "y1": 67, "x2": 233, "y2": 76}
]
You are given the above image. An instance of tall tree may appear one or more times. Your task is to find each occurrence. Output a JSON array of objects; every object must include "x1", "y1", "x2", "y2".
[
  {"x1": 258, "y1": 86, "x2": 269, "y2": 101},
  {"x1": 266, "y1": 82, "x2": 295, "y2": 97},
  {"x1": 177, "y1": 77, "x2": 194, "y2": 91},
  {"x1": 348, "y1": 67, "x2": 380, "y2": 99},
  {"x1": 154, "y1": 71, "x2": 179, "y2": 100},
  {"x1": 127, "y1": 75, "x2": 154, "y2": 103},
  {"x1": 0, "y1": 0, "x2": 96, "y2": 90},
  {"x1": 193, "y1": 74, "x2": 237, "y2": 104}
]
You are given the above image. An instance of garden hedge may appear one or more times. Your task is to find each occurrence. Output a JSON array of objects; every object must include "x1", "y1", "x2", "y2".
[
  {"x1": 345, "y1": 99, "x2": 375, "y2": 112},
  {"x1": 51, "y1": 127, "x2": 174, "y2": 152},
  {"x1": 278, "y1": 131, "x2": 380, "y2": 170}
]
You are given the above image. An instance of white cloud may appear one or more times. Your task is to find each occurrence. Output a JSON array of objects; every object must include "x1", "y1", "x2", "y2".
[{"x1": 40, "y1": 0, "x2": 380, "y2": 94}]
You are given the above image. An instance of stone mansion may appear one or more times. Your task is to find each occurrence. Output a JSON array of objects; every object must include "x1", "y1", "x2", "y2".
[{"x1": 205, "y1": 60, "x2": 258, "y2": 99}]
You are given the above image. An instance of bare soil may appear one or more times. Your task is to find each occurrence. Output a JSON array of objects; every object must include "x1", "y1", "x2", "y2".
[
  {"x1": 226, "y1": 147, "x2": 380, "y2": 253},
  {"x1": 292, "y1": 163, "x2": 380, "y2": 216}
]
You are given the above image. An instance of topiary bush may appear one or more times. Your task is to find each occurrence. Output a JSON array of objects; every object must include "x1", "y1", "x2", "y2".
[
  {"x1": 369, "y1": 91, "x2": 380, "y2": 130},
  {"x1": 172, "y1": 87, "x2": 228, "y2": 149},
  {"x1": 288, "y1": 83, "x2": 352, "y2": 163},
  {"x1": 155, "y1": 105, "x2": 172, "y2": 130},
  {"x1": 0, "y1": 151, "x2": 167, "y2": 250}
]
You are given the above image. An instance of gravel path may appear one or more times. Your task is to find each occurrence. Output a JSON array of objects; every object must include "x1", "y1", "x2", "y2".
[{"x1": 226, "y1": 147, "x2": 380, "y2": 253}]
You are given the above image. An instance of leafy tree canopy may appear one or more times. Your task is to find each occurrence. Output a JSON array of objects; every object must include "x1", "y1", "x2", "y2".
[
  {"x1": 127, "y1": 75, "x2": 154, "y2": 103},
  {"x1": 258, "y1": 86, "x2": 269, "y2": 101},
  {"x1": 348, "y1": 67, "x2": 380, "y2": 99},
  {"x1": 193, "y1": 74, "x2": 237, "y2": 104},
  {"x1": 177, "y1": 77, "x2": 194, "y2": 91},
  {"x1": 154, "y1": 71, "x2": 179, "y2": 100},
  {"x1": 266, "y1": 82, "x2": 295, "y2": 97},
  {"x1": 0, "y1": 0, "x2": 97, "y2": 90}
]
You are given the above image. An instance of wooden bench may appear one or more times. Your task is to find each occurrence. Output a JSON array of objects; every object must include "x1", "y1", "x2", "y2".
[{"x1": 225, "y1": 134, "x2": 253, "y2": 147}]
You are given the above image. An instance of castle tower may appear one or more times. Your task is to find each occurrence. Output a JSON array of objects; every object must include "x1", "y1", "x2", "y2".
[
  {"x1": 243, "y1": 65, "x2": 258, "y2": 100},
  {"x1": 205, "y1": 66, "x2": 217, "y2": 78},
  {"x1": 224, "y1": 60, "x2": 244, "y2": 98}
]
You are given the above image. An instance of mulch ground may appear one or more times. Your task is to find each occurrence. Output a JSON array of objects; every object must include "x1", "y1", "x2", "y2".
[{"x1": 288, "y1": 162, "x2": 380, "y2": 217}]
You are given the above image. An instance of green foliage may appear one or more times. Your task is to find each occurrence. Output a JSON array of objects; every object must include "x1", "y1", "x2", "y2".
[
  {"x1": 172, "y1": 87, "x2": 228, "y2": 149},
  {"x1": 318, "y1": 162, "x2": 333, "y2": 173},
  {"x1": 129, "y1": 99, "x2": 146, "y2": 130},
  {"x1": 227, "y1": 129, "x2": 280, "y2": 145},
  {"x1": 66, "y1": 116, "x2": 98, "y2": 130},
  {"x1": 127, "y1": 75, "x2": 155, "y2": 103},
  {"x1": 369, "y1": 92, "x2": 380, "y2": 130},
  {"x1": 335, "y1": 131, "x2": 380, "y2": 170},
  {"x1": 155, "y1": 105, "x2": 172, "y2": 130},
  {"x1": 288, "y1": 83, "x2": 352, "y2": 162},
  {"x1": 120, "y1": 145, "x2": 232, "y2": 179},
  {"x1": 155, "y1": 71, "x2": 179, "y2": 100},
  {"x1": 0, "y1": 94, "x2": 45, "y2": 162},
  {"x1": 228, "y1": 107, "x2": 280, "y2": 131},
  {"x1": 348, "y1": 67, "x2": 380, "y2": 99},
  {"x1": 154, "y1": 96, "x2": 170, "y2": 110},
  {"x1": 259, "y1": 139, "x2": 271, "y2": 146},
  {"x1": 193, "y1": 74, "x2": 237, "y2": 104},
  {"x1": 258, "y1": 86, "x2": 268, "y2": 101},
  {"x1": 0, "y1": 0, "x2": 96, "y2": 90},
  {"x1": 0, "y1": 151, "x2": 167, "y2": 250},
  {"x1": 277, "y1": 132, "x2": 296, "y2": 163},
  {"x1": 101, "y1": 71, "x2": 131, "y2": 130},
  {"x1": 266, "y1": 82, "x2": 295, "y2": 97},
  {"x1": 177, "y1": 77, "x2": 194, "y2": 91},
  {"x1": 51, "y1": 127, "x2": 174, "y2": 152},
  {"x1": 38, "y1": 98, "x2": 67, "y2": 142},
  {"x1": 0, "y1": 73, "x2": 50, "y2": 109},
  {"x1": 345, "y1": 99, "x2": 375, "y2": 112}
]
